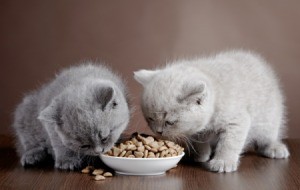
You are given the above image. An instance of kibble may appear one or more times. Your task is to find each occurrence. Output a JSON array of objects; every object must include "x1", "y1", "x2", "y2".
[
  {"x1": 155, "y1": 153, "x2": 160, "y2": 158},
  {"x1": 119, "y1": 150, "x2": 126, "y2": 157},
  {"x1": 149, "y1": 141, "x2": 159, "y2": 148},
  {"x1": 126, "y1": 144, "x2": 137, "y2": 151},
  {"x1": 113, "y1": 147, "x2": 121, "y2": 157},
  {"x1": 144, "y1": 149, "x2": 149, "y2": 158},
  {"x1": 144, "y1": 145, "x2": 151, "y2": 150},
  {"x1": 81, "y1": 168, "x2": 90, "y2": 174},
  {"x1": 104, "y1": 133, "x2": 184, "y2": 158},
  {"x1": 103, "y1": 172, "x2": 113, "y2": 177},
  {"x1": 134, "y1": 151, "x2": 144, "y2": 158},
  {"x1": 147, "y1": 152, "x2": 155, "y2": 158},
  {"x1": 120, "y1": 143, "x2": 127, "y2": 151},
  {"x1": 92, "y1": 169, "x2": 104, "y2": 175},
  {"x1": 94, "y1": 175, "x2": 105, "y2": 181},
  {"x1": 150, "y1": 148, "x2": 158, "y2": 153},
  {"x1": 159, "y1": 146, "x2": 168, "y2": 151},
  {"x1": 81, "y1": 166, "x2": 113, "y2": 181},
  {"x1": 137, "y1": 146, "x2": 145, "y2": 152}
]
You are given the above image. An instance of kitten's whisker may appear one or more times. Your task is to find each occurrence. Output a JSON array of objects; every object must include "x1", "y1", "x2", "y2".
[
  {"x1": 175, "y1": 134, "x2": 191, "y2": 156},
  {"x1": 178, "y1": 134, "x2": 197, "y2": 157},
  {"x1": 189, "y1": 137, "x2": 208, "y2": 143},
  {"x1": 185, "y1": 135, "x2": 197, "y2": 155}
]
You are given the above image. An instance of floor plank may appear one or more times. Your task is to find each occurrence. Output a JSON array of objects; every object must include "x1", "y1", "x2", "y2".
[{"x1": 0, "y1": 137, "x2": 299, "y2": 190}]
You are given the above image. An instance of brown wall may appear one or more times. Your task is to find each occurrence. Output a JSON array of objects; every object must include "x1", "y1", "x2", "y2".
[{"x1": 1, "y1": 0, "x2": 299, "y2": 137}]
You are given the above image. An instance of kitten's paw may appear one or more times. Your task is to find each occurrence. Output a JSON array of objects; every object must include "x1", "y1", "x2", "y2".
[
  {"x1": 55, "y1": 158, "x2": 81, "y2": 170},
  {"x1": 207, "y1": 158, "x2": 239, "y2": 173},
  {"x1": 21, "y1": 148, "x2": 47, "y2": 166},
  {"x1": 260, "y1": 143, "x2": 290, "y2": 159}
]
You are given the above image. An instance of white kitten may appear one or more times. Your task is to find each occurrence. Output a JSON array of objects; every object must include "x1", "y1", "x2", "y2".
[{"x1": 134, "y1": 50, "x2": 289, "y2": 173}]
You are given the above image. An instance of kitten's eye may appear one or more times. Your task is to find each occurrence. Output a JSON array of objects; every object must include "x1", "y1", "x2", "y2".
[
  {"x1": 80, "y1": 145, "x2": 91, "y2": 149},
  {"x1": 147, "y1": 117, "x2": 154, "y2": 122},
  {"x1": 112, "y1": 101, "x2": 118, "y2": 108},
  {"x1": 101, "y1": 137, "x2": 109, "y2": 144},
  {"x1": 165, "y1": 121, "x2": 175, "y2": 126},
  {"x1": 196, "y1": 99, "x2": 201, "y2": 105},
  {"x1": 57, "y1": 119, "x2": 63, "y2": 126}
]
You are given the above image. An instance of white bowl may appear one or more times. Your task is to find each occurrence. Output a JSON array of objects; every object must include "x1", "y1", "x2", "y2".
[{"x1": 99, "y1": 152, "x2": 185, "y2": 176}]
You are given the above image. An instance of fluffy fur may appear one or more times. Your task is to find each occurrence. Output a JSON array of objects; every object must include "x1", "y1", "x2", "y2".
[
  {"x1": 134, "y1": 50, "x2": 289, "y2": 173},
  {"x1": 13, "y1": 63, "x2": 130, "y2": 170}
]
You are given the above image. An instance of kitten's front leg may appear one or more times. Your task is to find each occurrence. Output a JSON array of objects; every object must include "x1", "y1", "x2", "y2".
[
  {"x1": 54, "y1": 146, "x2": 82, "y2": 170},
  {"x1": 207, "y1": 116, "x2": 250, "y2": 173},
  {"x1": 194, "y1": 142, "x2": 211, "y2": 162},
  {"x1": 46, "y1": 129, "x2": 82, "y2": 170},
  {"x1": 193, "y1": 132, "x2": 217, "y2": 162}
]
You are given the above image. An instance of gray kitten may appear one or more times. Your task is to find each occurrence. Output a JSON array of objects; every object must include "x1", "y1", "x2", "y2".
[{"x1": 13, "y1": 63, "x2": 130, "y2": 170}]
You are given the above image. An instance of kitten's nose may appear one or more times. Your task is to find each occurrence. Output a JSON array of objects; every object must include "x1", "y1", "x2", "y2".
[
  {"x1": 156, "y1": 125, "x2": 163, "y2": 135},
  {"x1": 94, "y1": 146, "x2": 102, "y2": 154},
  {"x1": 99, "y1": 131, "x2": 110, "y2": 144}
]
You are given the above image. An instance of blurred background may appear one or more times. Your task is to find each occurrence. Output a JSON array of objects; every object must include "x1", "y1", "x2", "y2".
[{"x1": 0, "y1": 0, "x2": 299, "y2": 139}]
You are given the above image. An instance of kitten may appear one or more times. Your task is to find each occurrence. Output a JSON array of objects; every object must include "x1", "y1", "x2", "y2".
[
  {"x1": 134, "y1": 50, "x2": 289, "y2": 173},
  {"x1": 13, "y1": 63, "x2": 130, "y2": 170}
]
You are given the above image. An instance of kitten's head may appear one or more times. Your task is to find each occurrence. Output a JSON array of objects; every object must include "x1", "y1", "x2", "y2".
[
  {"x1": 38, "y1": 80, "x2": 130, "y2": 156},
  {"x1": 134, "y1": 67, "x2": 214, "y2": 138}
]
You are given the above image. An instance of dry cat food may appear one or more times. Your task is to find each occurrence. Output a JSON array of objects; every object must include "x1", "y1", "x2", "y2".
[
  {"x1": 81, "y1": 166, "x2": 113, "y2": 181},
  {"x1": 104, "y1": 133, "x2": 184, "y2": 158}
]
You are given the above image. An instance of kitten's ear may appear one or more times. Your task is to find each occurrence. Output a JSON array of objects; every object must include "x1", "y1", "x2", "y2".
[
  {"x1": 178, "y1": 82, "x2": 206, "y2": 103},
  {"x1": 38, "y1": 99, "x2": 62, "y2": 125},
  {"x1": 133, "y1": 69, "x2": 160, "y2": 86},
  {"x1": 94, "y1": 86, "x2": 114, "y2": 110}
]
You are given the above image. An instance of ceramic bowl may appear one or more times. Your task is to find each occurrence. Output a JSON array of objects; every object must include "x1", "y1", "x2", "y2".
[{"x1": 99, "y1": 152, "x2": 185, "y2": 176}]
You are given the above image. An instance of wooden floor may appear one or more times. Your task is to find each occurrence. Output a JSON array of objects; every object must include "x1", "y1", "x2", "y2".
[{"x1": 0, "y1": 138, "x2": 299, "y2": 190}]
